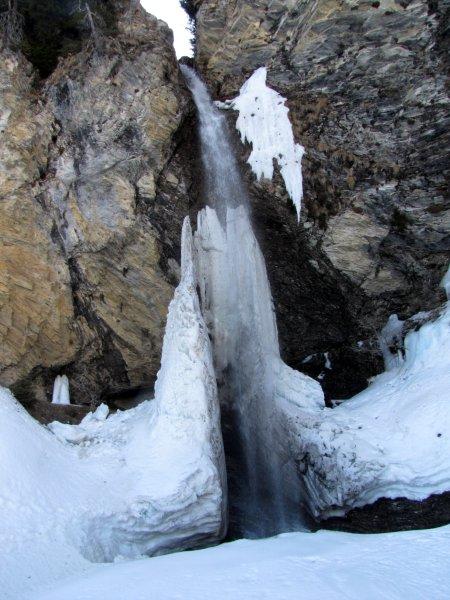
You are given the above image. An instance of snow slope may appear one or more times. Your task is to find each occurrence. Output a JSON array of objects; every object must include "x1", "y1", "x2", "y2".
[
  {"x1": 218, "y1": 67, "x2": 305, "y2": 220},
  {"x1": 276, "y1": 301, "x2": 450, "y2": 518},
  {"x1": 29, "y1": 525, "x2": 450, "y2": 600},
  {"x1": 0, "y1": 218, "x2": 226, "y2": 600}
]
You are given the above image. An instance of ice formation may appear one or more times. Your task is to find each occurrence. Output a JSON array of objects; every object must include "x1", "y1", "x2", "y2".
[
  {"x1": 183, "y1": 64, "x2": 305, "y2": 536},
  {"x1": 441, "y1": 264, "x2": 450, "y2": 299},
  {"x1": 217, "y1": 67, "x2": 305, "y2": 220},
  {"x1": 379, "y1": 314, "x2": 404, "y2": 370},
  {"x1": 51, "y1": 374, "x2": 70, "y2": 404},
  {"x1": 183, "y1": 65, "x2": 450, "y2": 529},
  {"x1": 276, "y1": 302, "x2": 450, "y2": 519},
  {"x1": 0, "y1": 218, "x2": 226, "y2": 600}
]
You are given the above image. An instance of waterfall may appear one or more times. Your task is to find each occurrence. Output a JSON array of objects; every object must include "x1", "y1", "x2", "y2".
[{"x1": 181, "y1": 66, "x2": 305, "y2": 538}]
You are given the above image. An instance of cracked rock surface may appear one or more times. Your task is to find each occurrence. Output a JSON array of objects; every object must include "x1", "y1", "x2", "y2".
[
  {"x1": 0, "y1": 3, "x2": 193, "y2": 407},
  {"x1": 192, "y1": 0, "x2": 450, "y2": 399}
]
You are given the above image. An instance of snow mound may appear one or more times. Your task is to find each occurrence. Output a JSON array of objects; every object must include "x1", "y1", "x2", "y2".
[
  {"x1": 218, "y1": 67, "x2": 305, "y2": 220},
  {"x1": 0, "y1": 217, "x2": 226, "y2": 600},
  {"x1": 277, "y1": 302, "x2": 450, "y2": 518},
  {"x1": 30, "y1": 526, "x2": 450, "y2": 600}
]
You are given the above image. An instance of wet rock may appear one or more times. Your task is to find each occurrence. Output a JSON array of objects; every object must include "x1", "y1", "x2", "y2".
[{"x1": 321, "y1": 492, "x2": 450, "y2": 533}]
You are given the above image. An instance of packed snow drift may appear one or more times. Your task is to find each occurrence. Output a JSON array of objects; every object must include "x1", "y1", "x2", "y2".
[
  {"x1": 29, "y1": 525, "x2": 450, "y2": 600},
  {"x1": 276, "y1": 300, "x2": 450, "y2": 518},
  {"x1": 217, "y1": 67, "x2": 305, "y2": 220},
  {"x1": 0, "y1": 218, "x2": 226, "y2": 600}
]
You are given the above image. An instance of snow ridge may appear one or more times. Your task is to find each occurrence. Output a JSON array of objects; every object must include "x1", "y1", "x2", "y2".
[{"x1": 218, "y1": 67, "x2": 305, "y2": 220}]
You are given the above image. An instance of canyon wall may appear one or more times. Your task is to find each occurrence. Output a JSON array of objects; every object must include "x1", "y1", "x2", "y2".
[
  {"x1": 1, "y1": 0, "x2": 449, "y2": 413},
  {"x1": 0, "y1": 2, "x2": 194, "y2": 413},
  {"x1": 192, "y1": 0, "x2": 449, "y2": 400}
]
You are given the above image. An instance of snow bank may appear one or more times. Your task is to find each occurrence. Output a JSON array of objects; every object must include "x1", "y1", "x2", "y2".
[
  {"x1": 277, "y1": 302, "x2": 450, "y2": 518},
  {"x1": 218, "y1": 67, "x2": 305, "y2": 220},
  {"x1": 30, "y1": 525, "x2": 450, "y2": 600},
  {"x1": 0, "y1": 218, "x2": 226, "y2": 600}
]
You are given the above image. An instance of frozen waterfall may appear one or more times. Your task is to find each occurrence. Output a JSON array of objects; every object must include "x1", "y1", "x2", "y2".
[{"x1": 181, "y1": 65, "x2": 306, "y2": 537}]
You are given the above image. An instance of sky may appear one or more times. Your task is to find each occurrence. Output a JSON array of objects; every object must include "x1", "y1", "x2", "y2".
[{"x1": 140, "y1": 0, "x2": 193, "y2": 58}]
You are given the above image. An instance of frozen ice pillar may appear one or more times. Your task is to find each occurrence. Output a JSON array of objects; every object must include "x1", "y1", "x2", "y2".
[
  {"x1": 52, "y1": 375, "x2": 70, "y2": 405},
  {"x1": 151, "y1": 216, "x2": 228, "y2": 538}
]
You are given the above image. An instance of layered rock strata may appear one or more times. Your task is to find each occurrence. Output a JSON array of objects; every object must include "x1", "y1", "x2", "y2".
[
  {"x1": 0, "y1": 2, "x2": 193, "y2": 406},
  {"x1": 192, "y1": 0, "x2": 450, "y2": 400}
]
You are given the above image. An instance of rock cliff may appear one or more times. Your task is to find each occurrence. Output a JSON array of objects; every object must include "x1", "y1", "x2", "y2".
[
  {"x1": 191, "y1": 0, "x2": 449, "y2": 400},
  {"x1": 189, "y1": 0, "x2": 450, "y2": 531},
  {"x1": 0, "y1": 2, "x2": 194, "y2": 411},
  {"x1": 1, "y1": 0, "x2": 449, "y2": 532}
]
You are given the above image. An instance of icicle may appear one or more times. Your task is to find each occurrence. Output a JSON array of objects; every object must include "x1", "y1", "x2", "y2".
[
  {"x1": 379, "y1": 314, "x2": 404, "y2": 371},
  {"x1": 441, "y1": 264, "x2": 450, "y2": 300},
  {"x1": 217, "y1": 67, "x2": 305, "y2": 221},
  {"x1": 52, "y1": 375, "x2": 70, "y2": 405}
]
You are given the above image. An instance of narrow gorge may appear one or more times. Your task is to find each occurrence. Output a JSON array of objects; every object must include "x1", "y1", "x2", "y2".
[{"x1": 0, "y1": 1, "x2": 449, "y2": 598}]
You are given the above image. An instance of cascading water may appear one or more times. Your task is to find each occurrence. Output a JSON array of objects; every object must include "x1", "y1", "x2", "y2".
[{"x1": 181, "y1": 66, "x2": 305, "y2": 538}]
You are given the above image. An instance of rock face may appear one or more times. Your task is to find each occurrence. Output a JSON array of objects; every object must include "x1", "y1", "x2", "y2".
[
  {"x1": 192, "y1": 0, "x2": 450, "y2": 400},
  {"x1": 0, "y1": 3, "x2": 194, "y2": 406}
]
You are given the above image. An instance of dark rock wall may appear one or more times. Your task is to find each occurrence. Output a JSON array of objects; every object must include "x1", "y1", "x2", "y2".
[{"x1": 192, "y1": 0, "x2": 450, "y2": 400}]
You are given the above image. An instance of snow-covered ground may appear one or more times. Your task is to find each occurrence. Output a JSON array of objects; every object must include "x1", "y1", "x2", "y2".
[
  {"x1": 29, "y1": 525, "x2": 450, "y2": 600},
  {"x1": 217, "y1": 67, "x2": 305, "y2": 220},
  {"x1": 275, "y1": 299, "x2": 450, "y2": 518},
  {"x1": 0, "y1": 218, "x2": 226, "y2": 600}
]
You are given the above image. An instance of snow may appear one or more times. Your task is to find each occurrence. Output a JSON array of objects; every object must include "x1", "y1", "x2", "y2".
[
  {"x1": 51, "y1": 374, "x2": 70, "y2": 404},
  {"x1": 29, "y1": 525, "x2": 450, "y2": 600},
  {"x1": 0, "y1": 218, "x2": 226, "y2": 600},
  {"x1": 276, "y1": 302, "x2": 450, "y2": 518},
  {"x1": 217, "y1": 67, "x2": 305, "y2": 220}
]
